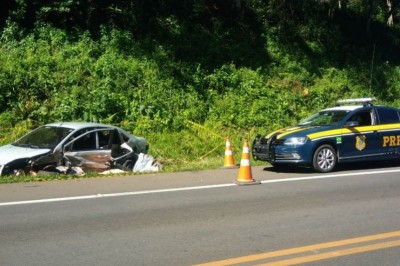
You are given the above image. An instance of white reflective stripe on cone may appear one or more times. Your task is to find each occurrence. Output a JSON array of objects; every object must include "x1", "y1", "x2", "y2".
[
  {"x1": 225, "y1": 150, "x2": 233, "y2": 155},
  {"x1": 240, "y1": 159, "x2": 250, "y2": 166}
]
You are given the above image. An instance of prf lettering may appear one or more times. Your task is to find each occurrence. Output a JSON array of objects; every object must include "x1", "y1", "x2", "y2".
[{"x1": 382, "y1": 135, "x2": 400, "y2": 147}]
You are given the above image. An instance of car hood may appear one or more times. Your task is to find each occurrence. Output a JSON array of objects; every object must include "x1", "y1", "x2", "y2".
[
  {"x1": 268, "y1": 125, "x2": 337, "y2": 140},
  {"x1": 0, "y1": 144, "x2": 51, "y2": 165}
]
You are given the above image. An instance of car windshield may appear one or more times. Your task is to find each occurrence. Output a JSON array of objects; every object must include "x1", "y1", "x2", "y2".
[
  {"x1": 13, "y1": 126, "x2": 74, "y2": 149},
  {"x1": 298, "y1": 110, "x2": 350, "y2": 126}
]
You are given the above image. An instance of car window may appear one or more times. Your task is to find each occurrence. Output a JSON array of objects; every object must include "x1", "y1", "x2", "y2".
[
  {"x1": 65, "y1": 128, "x2": 91, "y2": 145},
  {"x1": 69, "y1": 131, "x2": 97, "y2": 151},
  {"x1": 98, "y1": 130, "x2": 113, "y2": 149},
  {"x1": 298, "y1": 110, "x2": 349, "y2": 126},
  {"x1": 14, "y1": 126, "x2": 73, "y2": 149},
  {"x1": 348, "y1": 111, "x2": 372, "y2": 126},
  {"x1": 64, "y1": 128, "x2": 97, "y2": 150},
  {"x1": 121, "y1": 132, "x2": 130, "y2": 142},
  {"x1": 376, "y1": 107, "x2": 400, "y2": 124}
]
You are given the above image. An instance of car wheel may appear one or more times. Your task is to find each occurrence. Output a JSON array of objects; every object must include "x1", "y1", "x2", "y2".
[
  {"x1": 122, "y1": 160, "x2": 135, "y2": 171},
  {"x1": 11, "y1": 169, "x2": 27, "y2": 177},
  {"x1": 312, "y1": 144, "x2": 337, "y2": 173}
]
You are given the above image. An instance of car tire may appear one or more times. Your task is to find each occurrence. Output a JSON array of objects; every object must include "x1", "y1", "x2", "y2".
[
  {"x1": 122, "y1": 159, "x2": 135, "y2": 171},
  {"x1": 312, "y1": 144, "x2": 337, "y2": 173}
]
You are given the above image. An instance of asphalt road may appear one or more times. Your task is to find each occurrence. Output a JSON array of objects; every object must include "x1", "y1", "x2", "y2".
[{"x1": 1, "y1": 162, "x2": 400, "y2": 265}]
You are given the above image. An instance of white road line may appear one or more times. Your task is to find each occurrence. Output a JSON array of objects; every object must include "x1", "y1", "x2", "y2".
[
  {"x1": 260, "y1": 168, "x2": 400, "y2": 184},
  {"x1": 1, "y1": 168, "x2": 400, "y2": 207},
  {"x1": 0, "y1": 183, "x2": 236, "y2": 206}
]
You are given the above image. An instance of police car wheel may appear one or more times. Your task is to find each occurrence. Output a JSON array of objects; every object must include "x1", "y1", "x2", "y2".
[{"x1": 312, "y1": 144, "x2": 337, "y2": 173}]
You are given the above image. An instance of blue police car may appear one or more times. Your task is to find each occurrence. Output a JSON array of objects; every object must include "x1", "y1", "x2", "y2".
[{"x1": 252, "y1": 98, "x2": 400, "y2": 172}]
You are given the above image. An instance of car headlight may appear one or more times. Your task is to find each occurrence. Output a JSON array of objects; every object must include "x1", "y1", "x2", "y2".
[{"x1": 283, "y1": 137, "x2": 307, "y2": 146}]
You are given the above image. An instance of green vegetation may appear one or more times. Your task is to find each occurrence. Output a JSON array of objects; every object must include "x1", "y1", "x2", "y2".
[{"x1": 1, "y1": 1, "x2": 400, "y2": 181}]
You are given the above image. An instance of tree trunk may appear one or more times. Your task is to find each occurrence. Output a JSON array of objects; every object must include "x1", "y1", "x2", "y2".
[
  {"x1": 366, "y1": 0, "x2": 374, "y2": 32},
  {"x1": 387, "y1": 0, "x2": 394, "y2": 26}
]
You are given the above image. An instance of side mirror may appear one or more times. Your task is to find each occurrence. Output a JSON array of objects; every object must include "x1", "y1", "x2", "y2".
[{"x1": 345, "y1": 121, "x2": 359, "y2": 127}]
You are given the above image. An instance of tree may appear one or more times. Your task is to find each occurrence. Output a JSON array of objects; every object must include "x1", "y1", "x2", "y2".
[{"x1": 386, "y1": 0, "x2": 398, "y2": 26}]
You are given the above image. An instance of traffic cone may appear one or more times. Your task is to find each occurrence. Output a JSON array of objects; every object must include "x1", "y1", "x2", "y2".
[
  {"x1": 236, "y1": 140, "x2": 261, "y2": 185},
  {"x1": 222, "y1": 138, "x2": 236, "y2": 169}
]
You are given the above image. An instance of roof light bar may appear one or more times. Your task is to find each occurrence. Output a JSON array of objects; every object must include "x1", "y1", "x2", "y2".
[{"x1": 336, "y1": 98, "x2": 375, "y2": 106}]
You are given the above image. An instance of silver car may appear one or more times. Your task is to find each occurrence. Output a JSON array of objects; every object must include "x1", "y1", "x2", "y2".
[{"x1": 0, "y1": 122, "x2": 148, "y2": 175}]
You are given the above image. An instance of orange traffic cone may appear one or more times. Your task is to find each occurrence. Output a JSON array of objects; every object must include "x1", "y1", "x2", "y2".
[
  {"x1": 236, "y1": 140, "x2": 261, "y2": 185},
  {"x1": 222, "y1": 138, "x2": 236, "y2": 169}
]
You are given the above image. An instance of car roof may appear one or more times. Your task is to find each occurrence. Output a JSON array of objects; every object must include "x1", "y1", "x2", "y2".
[{"x1": 44, "y1": 122, "x2": 116, "y2": 130}]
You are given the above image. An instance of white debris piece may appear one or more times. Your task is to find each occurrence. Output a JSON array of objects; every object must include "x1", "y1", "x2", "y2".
[
  {"x1": 100, "y1": 169, "x2": 127, "y2": 175},
  {"x1": 133, "y1": 153, "x2": 162, "y2": 173},
  {"x1": 68, "y1": 167, "x2": 86, "y2": 176}
]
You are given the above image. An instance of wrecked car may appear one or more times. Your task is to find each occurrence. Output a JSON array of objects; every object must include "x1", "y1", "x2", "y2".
[{"x1": 0, "y1": 122, "x2": 148, "y2": 175}]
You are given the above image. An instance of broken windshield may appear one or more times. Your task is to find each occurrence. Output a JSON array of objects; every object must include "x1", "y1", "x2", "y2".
[
  {"x1": 14, "y1": 126, "x2": 74, "y2": 149},
  {"x1": 298, "y1": 110, "x2": 350, "y2": 126}
]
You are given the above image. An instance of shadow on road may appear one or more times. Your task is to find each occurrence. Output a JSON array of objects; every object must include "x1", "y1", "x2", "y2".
[{"x1": 262, "y1": 160, "x2": 400, "y2": 174}]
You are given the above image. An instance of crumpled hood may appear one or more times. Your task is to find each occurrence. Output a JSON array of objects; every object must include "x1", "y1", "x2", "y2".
[{"x1": 0, "y1": 144, "x2": 51, "y2": 165}]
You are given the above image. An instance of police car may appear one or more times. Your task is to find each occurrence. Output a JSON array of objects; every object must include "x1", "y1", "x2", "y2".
[{"x1": 252, "y1": 98, "x2": 400, "y2": 172}]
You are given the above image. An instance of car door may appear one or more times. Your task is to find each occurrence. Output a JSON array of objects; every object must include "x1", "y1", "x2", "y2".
[
  {"x1": 63, "y1": 128, "x2": 121, "y2": 172},
  {"x1": 339, "y1": 108, "x2": 381, "y2": 160},
  {"x1": 376, "y1": 107, "x2": 400, "y2": 156}
]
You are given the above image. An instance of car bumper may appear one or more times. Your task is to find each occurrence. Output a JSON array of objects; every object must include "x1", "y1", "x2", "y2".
[{"x1": 252, "y1": 140, "x2": 312, "y2": 165}]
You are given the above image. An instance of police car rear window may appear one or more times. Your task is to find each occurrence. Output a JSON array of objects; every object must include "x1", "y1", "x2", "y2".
[{"x1": 377, "y1": 107, "x2": 400, "y2": 124}]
